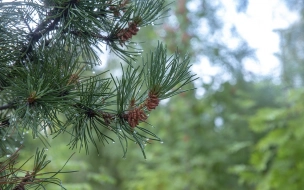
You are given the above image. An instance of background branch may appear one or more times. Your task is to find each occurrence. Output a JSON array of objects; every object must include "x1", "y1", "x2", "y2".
[{"x1": 0, "y1": 103, "x2": 13, "y2": 111}]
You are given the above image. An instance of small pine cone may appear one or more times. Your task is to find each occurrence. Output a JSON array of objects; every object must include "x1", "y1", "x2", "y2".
[
  {"x1": 127, "y1": 108, "x2": 147, "y2": 128},
  {"x1": 117, "y1": 22, "x2": 139, "y2": 46},
  {"x1": 68, "y1": 74, "x2": 79, "y2": 85},
  {"x1": 146, "y1": 92, "x2": 159, "y2": 111},
  {"x1": 101, "y1": 112, "x2": 114, "y2": 125},
  {"x1": 110, "y1": 6, "x2": 120, "y2": 17},
  {"x1": 27, "y1": 91, "x2": 37, "y2": 104},
  {"x1": 128, "y1": 22, "x2": 139, "y2": 35}
]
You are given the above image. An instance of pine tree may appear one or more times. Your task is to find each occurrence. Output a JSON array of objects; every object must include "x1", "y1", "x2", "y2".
[{"x1": 0, "y1": 0, "x2": 196, "y2": 189}]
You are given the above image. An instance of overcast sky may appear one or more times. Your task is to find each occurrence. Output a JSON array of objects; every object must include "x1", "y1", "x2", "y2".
[
  {"x1": 229, "y1": 0, "x2": 298, "y2": 75},
  {"x1": 189, "y1": 0, "x2": 300, "y2": 97},
  {"x1": 194, "y1": 0, "x2": 299, "y2": 78}
]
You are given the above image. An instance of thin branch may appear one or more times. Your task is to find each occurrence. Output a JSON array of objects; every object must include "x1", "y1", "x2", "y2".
[
  {"x1": 0, "y1": 103, "x2": 14, "y2": 111},
  {"x1": 22, "y1": 15, "x2": 33, "y2": 34},
  {"x1": 20, "y1": 17, "x2": 60, "y2": 59},
  {"x1": 69, "y1": 30, "x2": 109, "y2": 41},
  {"x1": 20, "y1": 0, "x2": 80, "y2": 60}
]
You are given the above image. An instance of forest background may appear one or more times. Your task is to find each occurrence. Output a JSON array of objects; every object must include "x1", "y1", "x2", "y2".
[{"x1": 15, "y1": 0, "x2": 304, "y2": 189}]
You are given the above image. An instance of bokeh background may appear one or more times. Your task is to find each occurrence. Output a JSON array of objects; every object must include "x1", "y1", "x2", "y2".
[{"x1": 19, "y1": 0, "x2": 304, "y2": 189}]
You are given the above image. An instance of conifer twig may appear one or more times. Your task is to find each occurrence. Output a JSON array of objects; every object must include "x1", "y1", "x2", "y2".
[
  {"x1": 0, "y1": 103, "x2": 13, "y2": 111},
  {"x1": 20, "y1": 0, "x2": 81, "y2": 60}
]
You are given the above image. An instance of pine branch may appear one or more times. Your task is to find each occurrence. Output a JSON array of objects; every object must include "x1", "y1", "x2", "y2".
[
  {"x1": 0, "y1": 0, "x2": 197, "y2": 187},
  {"x1": 19, "y1": 0, "x2": 80, "y2": 60},
  {"x1": 0, "y1": 148, "x2": 75, "y2": 190},
  {"x1": 20, "y1": 17, "x2": 60, "y2": 59}
]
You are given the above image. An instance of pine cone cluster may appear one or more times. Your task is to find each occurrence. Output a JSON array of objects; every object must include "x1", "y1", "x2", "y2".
[
  {"x1": 146, "y1": 92, "x2": 159, "y2": 111},
  {"x1": 126, "y1": 107, "x2": 147, "y2": 128},
  {"x1": 125, "y1": 92, "x2": 160, "y2": 128},
  {"x1": 117, "y1": 22, "x2": 139, "y2": 46}
]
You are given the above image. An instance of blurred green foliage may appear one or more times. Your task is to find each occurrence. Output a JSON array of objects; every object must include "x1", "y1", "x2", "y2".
[{"x1": 232, "y1": 88, "x2": 304, "y2": 190}]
